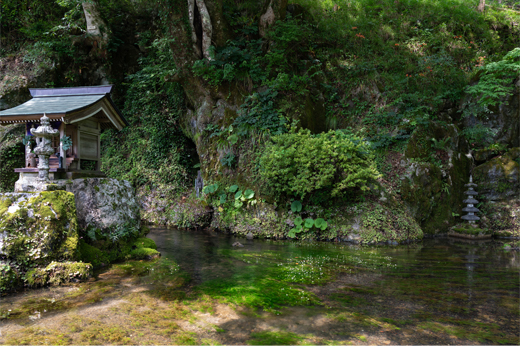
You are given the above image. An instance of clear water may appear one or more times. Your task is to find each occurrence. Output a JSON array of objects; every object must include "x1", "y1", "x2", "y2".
[{"x1": 147, "y1": 227, "x2": 520, "y2": 344}]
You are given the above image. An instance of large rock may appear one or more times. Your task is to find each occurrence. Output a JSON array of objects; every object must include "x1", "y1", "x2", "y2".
[
  {"x1": 210, "y1": 198, "x2": 423, "y2": 244},
  {"x1": 462, "y1": 78, "x2": 519, "y2": 148},
  {"x1": 67, "y1": 178, "x2": 141, "y2": 233},
  {"x1": 0, "y1": 190, "x2": 79, "y2": 292},
  {"x1": 401, "y1": 122, "x2": 472, "y2": 234},
  {"x1": 473, "y1": 148, "x2": 519, "y2": 201}
]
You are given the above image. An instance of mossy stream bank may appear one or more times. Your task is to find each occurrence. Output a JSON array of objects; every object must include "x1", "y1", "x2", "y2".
[{"x1": 1, "y1": 227, "x2": 518, "y2": 345}]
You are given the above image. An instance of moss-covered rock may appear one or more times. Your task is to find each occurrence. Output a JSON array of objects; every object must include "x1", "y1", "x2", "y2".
[
  {"x1": 138, "y1": 186, "x2": 213, "y2": 228},
  {"x1": 0, "y1": 261, "x2": 20, "y2": 294},
  {"x1": 0, "y1": 191, "x2": 78, "y2": 264},
  {"x1": 79, "y1": 236, "x2": 159, "y2": 268},
  {"x1": 473, "y1": 148, "x2": 519, "y2": 201},
  {"x1": 448, "y1": 223, "x2": 492, "y2": 240},
  {"x1": 211, "y1": 201, "x2": 288, "y2": 239},
  {"x1": 78, "y1": 241, "x2": 110, "y2": 268},
  {"x1": 479, "y1": 200, "x2": 519, "y2": 238},
  {"x1": 26, "y1": 261, "x2": 93, "y2": 288},
  {"x1": 0, "y1": 190, "x2": 79, "y2": 292},
  {"x1": 401, "y1": 122, "x2": 472, "y2": 234},
  {"x1": 210, "y1": 196, "x2": 423, "y2": 244},
  {"x1": 127, "y1": 247, "x2": 161, "y2": 260}
]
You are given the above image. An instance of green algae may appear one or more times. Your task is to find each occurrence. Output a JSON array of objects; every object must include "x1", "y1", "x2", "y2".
[
  {"x1": 0, "y1": 191, "x2": 79, "y2": 292},
  {"x1": 26, "y1": 261, "x2": 93, "y2": 288},
  {"x1": 1, "y1": 230, "x2": 519, "y2": 345},
  {"x1": 247, "y1": 330, "x2": 305, "y2": 345},
  {"x1": 78, "y1": 236, "x2": 160, "y2": 268}
]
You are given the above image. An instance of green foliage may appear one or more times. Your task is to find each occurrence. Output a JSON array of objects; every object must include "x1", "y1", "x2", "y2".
[
  {"x1": 26, "y1": 261, "x2": 92, "y2": 288},
  {"x1": 288, "y1": 214, "x2": 328, "y2": 238},
  {"x1": 0, "y1": 0, "x2": 66, "y2": 52},
  {"x1": 60, "y1": 136, "x2": 73, "y2": 151},
  {"x1": 461, "y1": 123, "x2": 497, "y2": 148},
  {"x1": 314, "y1": 218, "x2": 328, "y2": 230},
  {"x1": 101, "y1": 38, "x2": 195, "y2": 196},
  {"x1": 22, "y1": 135, "x2": 34, "y2": 147},
  {"x1": 0, "y1": 126, "x2": 25, "y2": 193},
  {"x1": 0, "y1": 263, "x2": 19, "y2": 293},
  {"x1": 466, "y1": 48, "x2": 520, "y2": 108},
  {"x1": 260, "y1": 128, "x2": 380, "y2": 199},
  {"x1": 233, "y1": 88, "x2": 287, "y2": 136},
  {"x1": 291, "y1": 201, "x2": 303, "y2": 213},
  {"x1": 221, "y1": 152, "x2": 237, "y2": 168},
  {"x1": 243, "y1": 189, "x2": 255, "y2": 199},
  {"x1": 203, "y1": 183, "x2": 219, "y2": 195}
]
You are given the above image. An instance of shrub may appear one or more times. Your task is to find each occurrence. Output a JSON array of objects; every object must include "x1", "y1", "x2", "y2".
[{"x1": 259, "y1": 129, "x2": 380, "y2": 199}]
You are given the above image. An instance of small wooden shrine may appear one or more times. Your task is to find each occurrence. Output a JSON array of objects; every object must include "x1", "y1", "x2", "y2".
[{"x1": 0, "y1": 85, "x2": 127, "y2": 182}]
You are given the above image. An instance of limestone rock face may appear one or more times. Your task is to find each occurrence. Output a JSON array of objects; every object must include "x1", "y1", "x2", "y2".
[
  {"x1": 67, "y1": 178, "x2": 140, "y2": 232},
  {"x1": 473, "y1": 148, "x2": 519, "y2": 201},
  {"x1": 401, "y1": 122, "x2": 472, "y2": 234},
  {"x1": 0, "y1": 191, "x2": 79, "y2": 292},
  {"x1": 463, "y1": 78, "x2": 520, "y2": 147}
]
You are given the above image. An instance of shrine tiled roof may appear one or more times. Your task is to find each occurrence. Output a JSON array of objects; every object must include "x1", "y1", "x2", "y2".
[
  {"x1": 0, "y1": 85, "x2": 128, "y2": 130},
  {"x1": 0, "y1": 94, "x2": 105, "y2": 116}
]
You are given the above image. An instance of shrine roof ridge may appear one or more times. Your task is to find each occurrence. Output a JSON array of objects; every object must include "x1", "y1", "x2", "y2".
[{"x1": 29, "y1": 85, "x2": 113, "y2": 97}]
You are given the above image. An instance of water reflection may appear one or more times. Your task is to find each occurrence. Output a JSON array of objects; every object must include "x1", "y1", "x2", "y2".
[{"x1": 148, "y1": 227, "x2": 520, "y2": 289}]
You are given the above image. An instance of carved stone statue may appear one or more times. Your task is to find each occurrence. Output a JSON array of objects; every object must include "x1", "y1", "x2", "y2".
[{"x1": 31, "y1": 114, "x2": 59, "y2": 181}]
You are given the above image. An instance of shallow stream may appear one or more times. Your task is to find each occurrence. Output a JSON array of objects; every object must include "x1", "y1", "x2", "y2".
[{"x1": 1, "y1": 227, "x2": 519, "y2": 345}]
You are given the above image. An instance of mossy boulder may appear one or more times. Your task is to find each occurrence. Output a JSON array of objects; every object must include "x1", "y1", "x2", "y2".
[
  {"x1": 473, "y1": 148, "x2": 519, "y2": 201},
  {"x1": 0, "y1": 190, "x2": 79, "y2": 292},
  {"x1": 211, "y1": 201, "x2": 287, "y2": 239},
  {"x1": 401, "y1": 122, "x2": 471, "y2": 234},
  {"x1": 462, "y1": 78, "x2": 520, "y2": 148},
  {"x1": 79, "y1": 237, "x2": 159, "y2": 268},
  {"x1": 0, "y1": 191, "x2": 78, "y2": 264},
  {"x1": 26, "y1": 261, "x2": 93, "y2": 288},
  {"x1": 448, "y1": 224, "x2": 493, "y2": 240},
  {"x1": 210, "y1": 197, "x2": 423, "y2": 244},
  {"x1": 140, "y1": 191, "x2": 212, "y2": 228},
  {"x1": 479, "y1": 200, "x2": 519, "y2": 238},
  {"x1": 0, "y1": 261, "x2": 19, "y2": 294}
]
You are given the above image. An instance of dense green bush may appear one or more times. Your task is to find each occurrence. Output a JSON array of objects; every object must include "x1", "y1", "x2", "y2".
[
  {"x1": 259, "y1": 128, "x2": 380, "y2": 199},
  {"x1": 465, "y1": 48, "x2": 520, "y2": 109},
  {"x1": 101, "y1": 38, "x2": 196, "y2": 196},
  {"x1": 0, "y1": 126, "x2": 25, "y2": 193}
]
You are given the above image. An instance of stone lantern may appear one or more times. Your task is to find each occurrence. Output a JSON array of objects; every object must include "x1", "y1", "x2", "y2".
[
  {"x1": 461, "y1": 175, "x2": 480, "y2": 224},
  {"x1": 31, "y1": 114, "x2": 59, "y2": 181}
]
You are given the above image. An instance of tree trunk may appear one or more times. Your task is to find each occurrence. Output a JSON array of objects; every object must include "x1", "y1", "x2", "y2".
[
  {"x1": 82, "y1": 1, "x2": 108, "y2": 44},
  {"x1": 164, "y1": 0, "x2": 288, "y2": 173},
  {"x1": 477, "y1": 0, "x2": 485, "y2": 12}
]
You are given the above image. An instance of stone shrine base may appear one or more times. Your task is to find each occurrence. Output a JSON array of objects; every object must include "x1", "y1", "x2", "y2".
[{"x1": 14, "y1": 170, "x2": 106, "y2": 193}]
